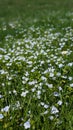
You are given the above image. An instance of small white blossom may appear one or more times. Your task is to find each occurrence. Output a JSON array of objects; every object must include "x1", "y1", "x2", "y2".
[
  {"x1": 56, "y1": 72, "x2": 61, "y2": 76},
  {"x1": 40, "y1": 102, "x2": 45, "y2": 106},
  {"x1": 43, "y1": 110, "x2": 48, "y2": 114},
  {"x1": 31, "y1": 88, "x2": 36, "y2": 92},
  {"x1": 49, "y1": 72, "x2": 54, "y2": 77},
  {"x1": 21, "y1": 91, "x2": 28, "y2": 97},
  {"x1": 68, "y1": 62, "x2": 73, "y2": 66},
  {"x1": 0, "y1": 114, "x2": 4, "y2": 119},
  {"x1": 13, "y1": 90, "x2": 17, "y2": 95},
  {"x1": 44, "y1": 104, "x2": 49, "y2": 109},
  {"x1": 41, "y1": 76, "x2": 47, "y2": 81},
  {"x1": 53, "y1": 92, "x2": 59, "y2": 97},
  {"x1": 24, "y1": 121, "x2": 31, "y2": 129},
  {"x1": 15, "y1": 101, "x2": 20, "y2": 108},
  {"x1": 51, "y1": 106, "x2": 59, "y2": 114},
  {"x1": 1, "y1": 106, "x2": 10, "y2": 112},
  {"x1": 70, "y1": 83, "x2": 73, "y2": 87},
  {"x1": 58, "y1": 86, "x2": 62, "y2": 91},
  {"x1": 58, "y1": 64, "x2": 63, "y2": 68},
  {"x1": 49, "y1": 116, "x2": 54, "y2": 120},
  {"x1": 61, "y1": 51, "x2": 68, "y2": 55},
  {"x1": 57, "y1": 100, "x2": 62, "y2": 105},
  {"x1": 37, "y1": 90, "x2": 41, "y2": 96},
  {"x1": 68, "y1": 77, "x2": 72, "y2": 81},
  {"x1": 28, "y1": 80, "x2": 37, "y2": 85},
  {"x1": 46, "y1": 83, "x2": 53, "y2": 88},
  {"x1": 37, "y1": 90, "x2": 41, "y2": 99},
  {"x1": 27, "y1": 61, "x2": 32, "y2": 65},
  {"x1": 44, "y1": 69, "x2": 49, "y2": 74},
  {"x1": 25, "y1": 72, "x2": 29, "y2": 76},
  {"x1": 0, "y1": 94, "x2": 3, "y2": 98}
]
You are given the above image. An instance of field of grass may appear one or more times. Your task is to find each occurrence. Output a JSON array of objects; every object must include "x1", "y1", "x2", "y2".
[
  {"x1": 0, "y1": 0, "x2": 73, "y2": 20},
  {"x1": 0, "y1": 0, "x2": 73, "y2": 130}
]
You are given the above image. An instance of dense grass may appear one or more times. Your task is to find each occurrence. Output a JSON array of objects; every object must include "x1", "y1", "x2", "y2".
[
  {"x1": 0, "y1": 0, "x2": 73, "y2": 130},
  {"x1": 0, "y1": 0, "x2": 73, "y2": 20}
]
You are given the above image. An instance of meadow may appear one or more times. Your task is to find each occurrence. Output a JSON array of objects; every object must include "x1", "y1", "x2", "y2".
[{"x1": 0, "y1": 0, "x2": 73, "y2": 130}]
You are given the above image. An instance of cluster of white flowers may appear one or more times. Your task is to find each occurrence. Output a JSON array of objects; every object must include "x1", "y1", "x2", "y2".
[{"x1": 0, "y1": 18, "x2": 73, "y2": 128}]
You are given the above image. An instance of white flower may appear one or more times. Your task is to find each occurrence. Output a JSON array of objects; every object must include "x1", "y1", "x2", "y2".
[
  {"x1": 58, "y1": 64, "x2": 63, "y2": 68},
  {"x1": 44, "y1": 69, "x2": 48, "y2": 74},
  {"x1": 27, "y1": 61, "x2": 32, "y2": 65},
  {"x1": 41, "y1": 61, "x2": 44, "y2": 64},
  {"x1": 15, "y1": 101, "x2": 20, "y2": 108},
  {"x1": 49, "y1": 73, "x2": 54, "y2": 77},
  {"x1": 53, "y1": 92, "x2": 59, "y2": 97},
  {"x1": 4, "y1": 55, "x2": 10, "y2": 60},
  {"x1": 56, "y1": 72, "x2": 61, "y2": 77},
  {"x1": 62, "y1": 76, "x2": 67, "y2": 79},
  {"x1": 13, "y1": 90, "x2": 17, "y2": 95},
  {"x1": 22, "y1": 81, "x2": 26, "y2": 84},
  {"x1": 25, "y1": 72, "x2": 29, "y2": 76},
  {"x1": 37, "y1": 90, "x2": 41, "y2": 99},
  {"x1": 47, "y1": 83, "x2": 53, "y2": 88},
  {"x1": 58, "y1": 86, "x2": 62, "y2": 91},
  {"x1": 4, "y1": 106, "x2": 10, "y2": 112},
  {"x1": 70, "y1": 83, "x2": 73, "y2": 87},
  {"x1": 68, "y1": 77, "x2": 72, "y2": 81},
  {"x1": 31, "y1": 88, "x2": 36, "y2": 92},
  {"x1": 43, "y1": 110, "x2": 48, "y2": 115},
  {"x1": 51, "y1": 106, "x2": 59, "y2": 114},
  {"x1": 49, "y1": 116, "x2": 54, "y2": 120},
  {"x1": 61, "y1": 51, "x2": 68, "y2": 55},
  {"x1": 0, "y1": 114, "x2": 4, "y2": 119},
  {"x1": 0, "y1": 94, "x2": 3, "y2": 98},
  {"x1": 21, "y1": 91, "x2": 28, "y2": 97},
  {"x1": 0, "y1": 48, "x2": 6, "y2": 52},
  {"x1": 37, "y1": 90, "x2": 41, "y2": 96},
  {"x1": 0, "y1": 70, "x2": 7, "y2": 74},
  {"x1": 1, "y1": 106, "x2": 10, "y2": 112},
  {"x1": 41, "y1": 76, "x2": 47, "y2": 81},
  {"x1": 24, "y1": 121, "x2": 31, "y2": 129},
  {"x1": 44, "y1": 104, "x2": 49, "y2": 109},
  {"x1": 31, "y1": 69, "x2": 35, "y2": 72},
  {"x1": 57, "y1": 100, "x2": 62, "y2": 105},
  {"x1": 68, "y1": 62, "x2": 73, "y2": 66},
  {"x1": 2, "y1": 83, "x2": 5, "y2": 86},
  {"x1": 28, "y1": 80, "x2": 37, "y2": 85}
]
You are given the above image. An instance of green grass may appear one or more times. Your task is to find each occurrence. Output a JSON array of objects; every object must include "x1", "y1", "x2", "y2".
[
  {"x1": 0, "y1": 0, "x2": 73, "y2": 20},
  {"x1": 0, "y1": 0, "x2": 73, "y2": 130}
]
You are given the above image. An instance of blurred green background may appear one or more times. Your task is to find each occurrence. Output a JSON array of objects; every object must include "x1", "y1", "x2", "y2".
[{"x1": 0, "y1": 0, "x2": 73, "y2": 20}]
